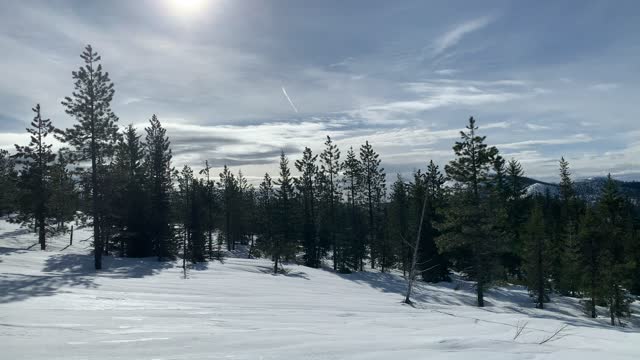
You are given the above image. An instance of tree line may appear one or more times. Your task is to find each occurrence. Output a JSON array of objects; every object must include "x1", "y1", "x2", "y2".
[{"x1": 0, "y1": 45, "x2": 638, "y2": 326}]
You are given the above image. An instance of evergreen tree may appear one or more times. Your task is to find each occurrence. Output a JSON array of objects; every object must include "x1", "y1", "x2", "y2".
[
  {"x1": 359, "y1": 141, "x2": 385, "y2": 269},
  {"x1": 144, "y1": 115, "x2": 174, "y2": 260},
  {"x1": 420, "y1": 161, "x2": 449, "y2": 282},
  {"x1": 342, "y1": 147, "x2": 365, "y2": 271},
  {"x1": 502, "y1": 159, "x2": 527, "y2": 279},
  {"x1": 0, "y1": 149, "x2": 18, "y2": 217},
  {"x1": 62, "y1": 45, "x2": 120, "y2": 269},
  {"x1": 523, "y1": 202, "x2": 550, "y2": 309},
  {"x1": 13, "y1": 104, "x2": 60, "y2": 250},
  {"x1": 555, "y1": 157, "x2": 581, "y2": 296},
  {"x1": 578, "y1": 208, "x2": 602, "y2": 318},
  {"x1": 597, "y1": 175, "x2": 632, "y2": 325},
  {"x1": 256, "y1": 173, "x2": 275, "y2": 260},
  {"x1": 112, "y1": 125, "x2": 147, "y2": 257},
  {"x1": 219, "y1": 165, "x2": 237, "y2": 251},
  {"x1": 318, "y1": 135, "x2": 341, "y2": 270},
  {"x1": 295, "y1": 147, "x2": 320, "y2": 268},
  {"x1": 442, "y1": 116, "x2": 500, "y2": 307},
  {"x1": 273, "y1": 151, "x2": 296, "y2": 273},
  {"x1": 47, "y1": 149, "x2": 77, "y2": 234},
  {"x1": 199, "y1": 160, "x2": 216, "y2": 259},
  {"x1": 388, "y1": 175, "x2": 410, "y2": 275},
  {"x1": 177, "y1": 165, "x2": 194, "y2": 271}
]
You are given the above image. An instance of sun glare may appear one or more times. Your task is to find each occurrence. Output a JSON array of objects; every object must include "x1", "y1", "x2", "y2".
[{"x1": 165, "y1": 0, "x2": 209, "y2": 17}]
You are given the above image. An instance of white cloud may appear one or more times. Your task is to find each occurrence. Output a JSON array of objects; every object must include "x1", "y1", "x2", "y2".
[
  {"x1": 525, "y1": 123, "x2": 550, "y2": 131},
  {"x1": 588, "y1": 83, "x2": 619, "y2": 91},
  {"x1": 434, "y1": 69, "x2": 458, "y2": 76},
  {"x1": 498, "y1": 134, "x2": 592, "y2": 150},
  {"x1": 433, "y1": 16, "x2": 495, "y2": 55}
]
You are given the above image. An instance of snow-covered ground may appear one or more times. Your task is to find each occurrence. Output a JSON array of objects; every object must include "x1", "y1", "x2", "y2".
[{"x1": 1, "y1": 219, "x2": 639, "y2": 359}]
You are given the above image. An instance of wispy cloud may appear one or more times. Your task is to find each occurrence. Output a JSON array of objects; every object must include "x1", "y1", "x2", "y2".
[
  {"x1": 434, "y1": 69, "x2": 458, "y2": 76},
  {"x1": 498, "y1": 134, "x2": 592, "y2": 150},
  {"x1": 588, "y1": 83, "x2": 619, "y2": 91},
  {"x1": 433, "y1": 16, "x2": 495, "y2": 55},
  {"x1": 281, "y1": 87, "x2": 299, "y2": 113},
  {"x1": 526, "y1": 123, "x2": 550, "y2": 131},
  {"x1": 351, "y1": 79, "x2": 532, "y2": 123}
]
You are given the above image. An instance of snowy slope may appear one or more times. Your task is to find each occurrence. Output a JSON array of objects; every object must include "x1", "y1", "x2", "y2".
[{"x1": 1, "y1": 220, "x2": 639, "y2": 359}]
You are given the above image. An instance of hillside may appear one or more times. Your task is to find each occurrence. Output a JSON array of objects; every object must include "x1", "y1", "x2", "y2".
[
  {"x1": 0, "y1": 220, "x2": 639, "y2": 359},
  {"x1": 525, "y1": 176, "x2": 640, "y2": 203}
]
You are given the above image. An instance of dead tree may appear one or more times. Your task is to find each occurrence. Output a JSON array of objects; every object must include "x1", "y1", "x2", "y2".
[{"x1": 404, "y1": 192, "x2": 428, "y2": 304}]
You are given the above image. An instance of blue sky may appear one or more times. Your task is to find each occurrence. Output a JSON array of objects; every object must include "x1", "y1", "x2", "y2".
[{"x1": 1, "y1": 0, "x2": 638, "y2": 182}]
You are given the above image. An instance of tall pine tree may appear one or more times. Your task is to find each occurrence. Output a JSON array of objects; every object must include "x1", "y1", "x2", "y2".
[{"x1": 62, "y1": 45, "x2": 120, "y2": 269}]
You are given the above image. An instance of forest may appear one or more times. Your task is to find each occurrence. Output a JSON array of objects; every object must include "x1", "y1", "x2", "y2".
[{"x1": 1, "y1": 45, "x2": 638, "y2": 328}]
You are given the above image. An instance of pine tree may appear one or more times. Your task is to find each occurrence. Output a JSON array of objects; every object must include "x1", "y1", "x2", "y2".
[
  {"x1": 144, "y1": 115, "x2": 174, "y2": 260},
  {"x1": 0, "y1": 149, "x2": 18, "y2": 217},
  {"x1": 503, "y1": 159, "x2": 527, "y2": 279},
  {"x1": 198, "y1": 160, "x2": 216, "y2": 259},
  {"x1": 578, "y1": 208, "x2": 602, "y2": 318},
  {"x1": 523, "y1": 203, "x2": 550, "y2": 309},
  {"x1": 420, "y1": 161, "x2": 449, "y2": 282},
  {"x1": 112, "y1": 125, "x2": 147, "y2": 257},
  {"x1": 177, "y1": 165, "x2": 194, "y2": 272},
  {"x1": 295, "y1": 147, "x2": 320, "y2": 268},
  {"x1": 219, "y1": 165, "x2": 237, "y2": 251},
  {"x1": 47, "y1": 149, "x2": 77, "y2": 234},
  {"x1": 442, "y1": 116, "x2": 500, "y2": 307},
  {"x1": 597, "y1": 175, "x2": 632, "y2": 325},
  {"x1": 13, "y1": 104, "x2": 60, "y2": 250},
  {"x1": 388, "y1": 175, "x2": 410, "y2": 275},
  {"x1": 62, "y1": 45, "x2": 120, "y2": 269},
  {"x1": 343, "y1": 147, "x2": 365, "y2": 271},
  {"x1": 273, "y1": 151, "x2": 296, "y2": 273},
  {"x1": 359, "y1": 141, "x2": 385, "y2": 269},
  {"x1": 257, "y1": 173, "x2": 275, "y2": 260},
  {"x1": 555, "y1": 157, "x2": 581, "y2": 296},
  {"x1": 318, "y1": 135, "x2": 341, "y2": 270}
]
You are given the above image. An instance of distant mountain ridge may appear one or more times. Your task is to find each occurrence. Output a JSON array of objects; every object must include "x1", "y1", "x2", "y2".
[{"x1": 525, "y1": 176, "x2": 640, "y2": 203}]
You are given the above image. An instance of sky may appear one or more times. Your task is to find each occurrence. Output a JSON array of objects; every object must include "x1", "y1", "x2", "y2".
[{"x1": 0, "y1": 0, "x2": 639, "y2": 183}]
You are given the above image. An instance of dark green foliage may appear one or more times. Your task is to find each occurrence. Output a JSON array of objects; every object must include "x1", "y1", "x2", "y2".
[
  {"x1": 0, "y1": 149, "x2": 18, "y2": 216},
  {"x1": 272, "y1": 151, "x2": 297, "y2": 273},
  {"x1": 359, "y1": 141, "x2": 385, "y2": 270},
  {"x1": 198, "y1": 160, "x2": 216, "y2": 259},
  {"x1": 342, "y1": 147, "x2": 366, "y2": 271},
  {"x1": 62, "y1": 45, "x2": 120, "y2": 270},
  {"x1": 441, "y1": 117, "x2": 501, "y2": 307},
  {"x1": 144, "y1": 115, "x2": 174, "y2": 260},
  {"x1": 112, "y1": 125, "x2": 147, "y2": 257},
  {"x1": 295, "y1": 147, "x2": 320, "y2": 268},
  {"x1": 419, "y1": 161, "x2": 449, "y2": 282},
  {"x1": 523, "y1": 202, "x2": 550, "y2": 308},
  {"x1": 318, "y1": 135, "x2": 341, "y2": 270},
  {"x1": 13, "y1": 104, "x2": 61, "y2": 250}
]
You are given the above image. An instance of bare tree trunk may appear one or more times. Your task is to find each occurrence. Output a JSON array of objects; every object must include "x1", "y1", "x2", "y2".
[
  {"x1": 404, "y1": 194, "x2": 428, "y2": 304},
  {"x1": 537, "y1": 235, "x2": 544, "y2": 309},
  {"x1": 38, "y1": 217, "x2": 45, "y2": 250}
]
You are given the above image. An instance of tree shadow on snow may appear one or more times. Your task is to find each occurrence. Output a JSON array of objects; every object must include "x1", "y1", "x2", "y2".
[
  {"x1": 0, "y1": 272, "x2": 97, "y2": 304},
  {"x1": 333, "y1": 269, "x2": 640, "y2": 331},
  {"x1": 0, "y1": 246, "x2": 29, "y2": 262},
  {"x1": 333, "y1": 270, "x2": 478, "y2": 307},
  {"x1": 256, "y1": 265, "x2": 310, "y2": 280},
  {"x1": 43, "y1": 253, "x2": 174, "y2": 279}
]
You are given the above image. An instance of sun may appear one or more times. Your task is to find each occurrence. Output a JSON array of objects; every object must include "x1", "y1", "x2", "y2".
[{"x1": 165, "y1": 0, "x2": 209, "y2": 17}]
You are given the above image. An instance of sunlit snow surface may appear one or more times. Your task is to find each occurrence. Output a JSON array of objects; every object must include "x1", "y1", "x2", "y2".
[{"x1": 1, "y1": 219, "x2": 639, "y2": 359}]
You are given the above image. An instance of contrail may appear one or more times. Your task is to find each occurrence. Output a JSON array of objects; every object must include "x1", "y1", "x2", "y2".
[{"x1": 281, "y1": 87, "x2": 299, "y2": 113}]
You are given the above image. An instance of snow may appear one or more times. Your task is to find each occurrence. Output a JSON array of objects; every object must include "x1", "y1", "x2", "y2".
[{"x1": 1, "y1": 219, "x2": 639, "y2": 359}]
